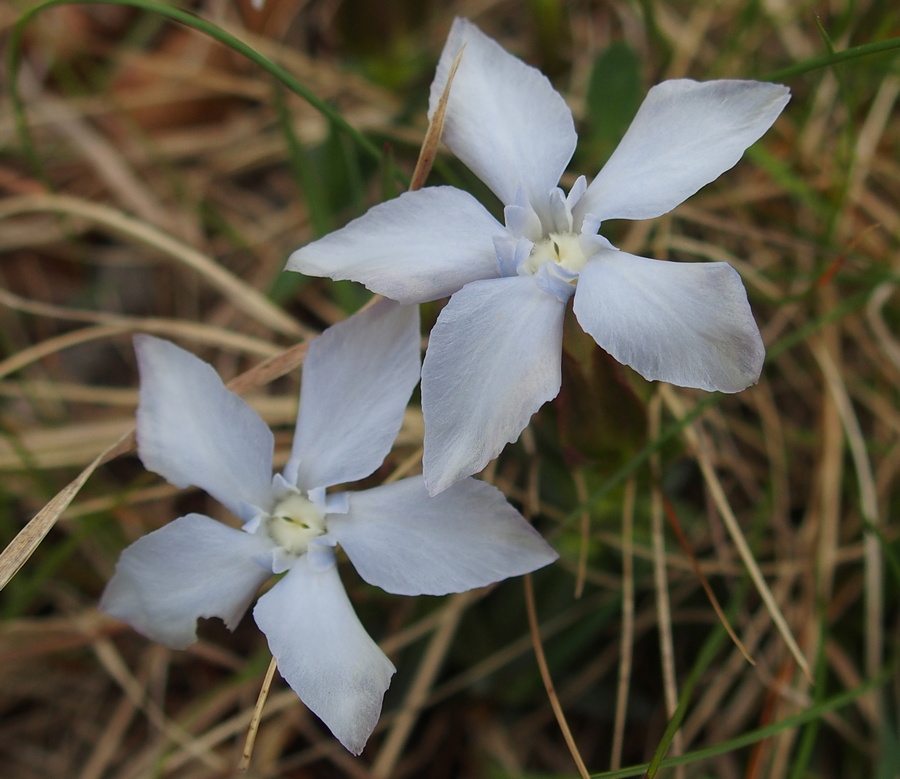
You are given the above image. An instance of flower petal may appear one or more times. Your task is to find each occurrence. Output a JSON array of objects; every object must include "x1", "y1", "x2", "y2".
[
  {"x1": 291, "y1": 299, "x2": 421, "y2": 491},
  {"x1": 253, "y1": 550, "x2": 395, "y2": 755},
  {"x1": 134, "y1": 336, "x2": 275, "y2": 519},
  {"x1": 576, "y1": 79, "x2": 790, "y2": 222},
  {"x1": 100, "y1": 514, "x2": 273, "y2": 649},
  {"x1": 421, "y1": 276, "x2": 565, "y2": 495},
  {"x1": 573, "y1": 250, "x2": 765, "y2": 392},
  {"x1": 286, "y1": 187, "x2": 504, "y2": 304},
  {"x1": 329, "y1": 476, "x2": 557, "y2": 595},
  {"x1": 429, "y1": 17, "x2": 577, "y2": 212}
]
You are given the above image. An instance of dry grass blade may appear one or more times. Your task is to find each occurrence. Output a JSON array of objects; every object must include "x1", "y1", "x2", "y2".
[
  {"x1": 524, "y1": 573, "x2": 591, "y2": 779},
  {"x1": 0, "y1": 324, "x2": 134, "y2": 380},
  {"x1": 372, "y1": 591, "x2": 473, "y2": 778},
  {"x1": 0, "y1": 428, "x2": 133, "y2": 592},
  {"x1": 91, "y1": 639, "x2": 229, "y2": 771},
  {"x1": 0, "y1": 286, "x2": 283, "y2": 357},
  {"x1": 661, "y1": 386, "x2": 813, "y2": 682},
  {"x1": 0, "y1": 339, "x2": 310, "y2": 592},
  {"x1": 660, "y1": 491, "x2": 755, "y2": 666},
  {"x1": 610, "y1": 476, "x2": 636, "y2": 770},
  {"x1": 573, "y1": 469, "x2": 591, "y2": 598},
  {"x1": 0, "y1": 193, "x2": 308, "y2": 338},
  {"x1": 867, "y1": 282, "x2": 900, "y2": 372},
  {"x1": 409, "y1": 44, "x2": 465, "y2": 192},
  {"x1": 222, "y1": 340, "x2": 309, "y2": 396},
  {"x1": 649, "y1": 393, "x2": 684, "y2": 774},
  {"x1": 4, "y1": 3, "x2": 896, "y2": 775},
  {"x1": 0, "y1": 418, "x2": 133, "y2": 470},
  {"x1": 28, "y1": 86, "x2": 180, "y2": 234},
  {"x1": 812, "y1": 338, "x2": 883, "y2": 688},
  {"x1": 239, "y1": 655, "x2": 279, "y2": 772}
]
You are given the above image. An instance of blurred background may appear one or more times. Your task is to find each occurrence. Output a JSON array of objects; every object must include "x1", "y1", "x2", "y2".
[{"x1": 1, "y1": 0, "x2": 899, "y2": 777}]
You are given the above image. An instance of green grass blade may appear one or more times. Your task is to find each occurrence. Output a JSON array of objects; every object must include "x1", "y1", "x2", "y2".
[
  {"x1": 766, "y1": 36, "x2": 900, "y2": 81},
  {"x1": 7, "y1": 0, "x2": 391, "y2": 179},
  {"x1": 589, "y1": 664, "x2": 896, "y2": 778}
]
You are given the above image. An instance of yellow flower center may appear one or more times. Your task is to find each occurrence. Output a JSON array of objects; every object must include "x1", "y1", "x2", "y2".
[
  {"x1": 267, "y1": 493, "x2": 327, "y2": 555},
  {"x1": 525, "y1": 232, "x2": 588, "y2": 276}
]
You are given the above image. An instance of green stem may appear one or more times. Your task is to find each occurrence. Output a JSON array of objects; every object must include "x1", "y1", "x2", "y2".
[
  {"x1": 766, "y1": 36, "x2": 900, "y2": 81},
  {"x1": 643, "y1": 604, "x2": 733, "y2": 777}
]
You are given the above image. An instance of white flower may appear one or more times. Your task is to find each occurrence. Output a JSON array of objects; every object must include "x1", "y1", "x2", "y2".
[
  {"x1": 286, "y1": 18, "x2": 790, "y2": 495},
  {"x1": 100, "y1": 300, "x2": 557, "y2": 755}
]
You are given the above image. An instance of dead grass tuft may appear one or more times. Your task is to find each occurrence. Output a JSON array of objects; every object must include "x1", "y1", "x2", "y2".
[{"x1": 1, "y1": 1, "x2": 898, "y2": 777}]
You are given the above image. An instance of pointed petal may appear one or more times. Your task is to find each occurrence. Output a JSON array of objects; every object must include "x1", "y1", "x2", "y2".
[
  {"x1": 577, "y1": 80, "x2": 790, "y2": 222},
  {"x1": 329, "y1": 476, "x2": 557, "y2": 596},
  {"x1": 573, "y1": 251, "x2": 765, "y2": 392},
  {"x1": 253, "y1": 552, "x2": 395, "y2": 755},
  {"x1": 421, "y1": 277, "x2": 565, "y2": 495},
  {"x1": 291, "y1": 300, "x2": 421, "y2": 491},
  {"x1": 429, "y1": 18, "x2": 576, "y2": 211},
  {"x1": 286, "y1": 187, "x2": 504, "y2": 304},
  {"x1": 100, "y1": 514, "x2": 273, "y2": 649},
  {"x1": 134, "y1": 335, "x2": 274, "y2": 518}
]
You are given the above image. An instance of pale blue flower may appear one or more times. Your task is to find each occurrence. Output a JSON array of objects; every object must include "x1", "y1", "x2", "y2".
[
  {"x1": 287, "y1": 18, "x2": 790, "y2": 495},
  {"x1": 101, "y1": 300, "x2": 557, "y2": 755}
]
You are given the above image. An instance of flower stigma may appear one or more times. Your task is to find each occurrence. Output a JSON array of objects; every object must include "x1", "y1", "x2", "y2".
[
  {"x1": 267, "y1": 492, "x2": 327, "y2": 556},
  {"x1": 525, "y1": 232, "x2": 588, "y2": 277}
]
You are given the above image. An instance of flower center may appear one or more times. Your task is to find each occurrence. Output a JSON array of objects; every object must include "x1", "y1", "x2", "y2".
[
  {"x1": 266, "y1": 493, "x2": 327, "y2": 556},
  {"x1": 525, "y1": 232, "x2": 588, "y2": 276}
]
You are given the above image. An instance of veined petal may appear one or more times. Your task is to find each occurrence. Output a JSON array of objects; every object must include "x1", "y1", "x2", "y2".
[
  {"x1": 573, "y1": 251, "x2": 765, "y2": 392},
  {"x1": 577, "y1": 80, "x2": 790, "y2": 222},
  {"x1": 291, "y1": 300, "x2": 421, "y2": 492},
  {"x1": 134, "y1": 335, "x2": 275, "y2": 518},
  {"x1": 422, "y1": 276, "x2": 565, "y2": 495},
  {"x1": 100, "y1": 514, "x2": 273, "y2": 649},
  {"x1": 286, "y1": 187, "x2": 503, "y2": 304},
  {"x1": 329, "y1": 476, "x2": 557, "y2": 596},
  {"x1": 429, "y1": 18, "x2": 577, "y2": 212},
  {"x1": 253, "y1": 551, "x2": 395, "y2": 756}
]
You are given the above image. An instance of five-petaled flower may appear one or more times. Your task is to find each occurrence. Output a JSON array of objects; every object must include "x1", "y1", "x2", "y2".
[
  {"x1": 287, "y1": 18, "x2": 790, "y2": 496},
  {"x1": 101, "y1": 300, "x2": 557, "y2": 755}
]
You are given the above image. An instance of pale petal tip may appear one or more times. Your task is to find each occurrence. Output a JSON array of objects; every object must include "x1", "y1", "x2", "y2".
[
  {"x1": 422, "y1": 466, "x2": 456, "y2": 498},
  {"x1": 716, "y1": 330, "x2": 766, "y2": 394},
  {"x1": 100, "y1": 572, "x2": 197, "y2": 650},
  {"x1": 253, "y1": 559, "x2": 396, "y2": 755}
]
